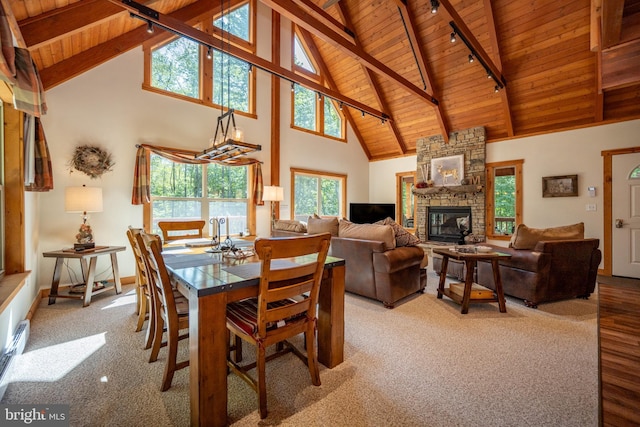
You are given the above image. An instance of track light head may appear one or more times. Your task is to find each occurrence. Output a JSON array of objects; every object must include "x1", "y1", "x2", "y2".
[
  {"x1": 450, "y1": 32, "x2": 456, "y2": 43},
  {"x1": 206, "y1": 47, "x2": 212, "y2": 60},
  {"x1": 494, "y1": 85, "x2": 499, "y2": 93},
  {"x1": 146, "y1": 21, "x2": 154, "y2": 34},
  {"x1": 468, "y1": 54, "x2": 474, "y2": 63},
  {"x1": 291, "y1": 82, "x2": 295, "y2": 92},
  {"x1": 430, "y1": 0, "x2": 439, "y2": 14}
]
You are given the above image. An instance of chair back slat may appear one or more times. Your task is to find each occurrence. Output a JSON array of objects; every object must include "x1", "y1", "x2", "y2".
[{"x1": 158, "y1": 220, "x2": 206, "y2": 242}]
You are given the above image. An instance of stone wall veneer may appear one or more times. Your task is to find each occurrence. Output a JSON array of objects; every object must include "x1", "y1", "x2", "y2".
[{"x1": 414, "y1": 127, "x2": 486, "y2": 242}]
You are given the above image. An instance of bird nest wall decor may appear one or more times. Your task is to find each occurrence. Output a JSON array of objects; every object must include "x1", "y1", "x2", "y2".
[{"x1": 69, "y1": 145, "x2": 115, "y2": 179}]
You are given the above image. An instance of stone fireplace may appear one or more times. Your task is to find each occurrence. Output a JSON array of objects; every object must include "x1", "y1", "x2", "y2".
[{"x1": 414, "y1": 126, "x2": 486, "y2": 243}]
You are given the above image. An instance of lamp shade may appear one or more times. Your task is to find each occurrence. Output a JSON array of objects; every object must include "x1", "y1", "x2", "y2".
[
  {"x1": 65, "y1": 186, "x2": 103, "y2": 213},
  {"x1": 263, "y1": 185, "x2": 284, "y2": 202}
]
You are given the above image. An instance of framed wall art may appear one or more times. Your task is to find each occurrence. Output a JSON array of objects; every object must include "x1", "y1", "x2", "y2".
[
  {"x1": 431, "y1": 154, "x2": 464, "y2": 186},
  {"x1": 542, "y1": 174, "x2": 578, "y2": 197}
]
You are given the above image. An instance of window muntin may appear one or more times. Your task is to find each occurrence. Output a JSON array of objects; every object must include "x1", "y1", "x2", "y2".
[
  {"x1": 485, "y1": 160, "x2": 523, "y2": 239},
  {"x1": 151, "y1": 37, "x2": 200, "y2": 99},
  {"x1": 291, "y1": 169, "x2": 346, "y2": 222},
  {"x1": 150, "y1": 154, "x2": 250, "y2": 236}
]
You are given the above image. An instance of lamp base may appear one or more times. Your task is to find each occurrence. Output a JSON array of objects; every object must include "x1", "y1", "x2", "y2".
[{"x1": 74, "y1": 242, "x2": 95, "y2": 251}]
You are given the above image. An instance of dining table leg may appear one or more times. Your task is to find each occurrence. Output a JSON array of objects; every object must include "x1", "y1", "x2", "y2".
[
  {"x1": 189, "y1": 291, "x2": 228, "y2": 427},
  {"x1": 317, "y1": 264, "x2": 345, "y2": 368}
]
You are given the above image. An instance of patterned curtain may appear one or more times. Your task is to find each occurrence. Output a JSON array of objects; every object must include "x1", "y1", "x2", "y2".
[
  {"x1": 24, "y1": 115, "x2": 54, "y2": 192},
  {"x1": 132, "y1": 143, "x2": 263, "y2": 205}
]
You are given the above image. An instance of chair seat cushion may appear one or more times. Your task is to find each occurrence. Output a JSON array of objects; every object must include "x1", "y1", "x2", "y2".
[{"x1": 227, "y1": 297, "x2": 305, "y2": 337}]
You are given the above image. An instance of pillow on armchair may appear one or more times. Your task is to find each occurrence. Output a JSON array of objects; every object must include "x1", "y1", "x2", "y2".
[{"x1": 510, "y1": 222, "x2": 585, "y2": 250}]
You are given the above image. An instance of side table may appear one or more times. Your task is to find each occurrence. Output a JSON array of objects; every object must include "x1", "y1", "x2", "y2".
[
  {"x1": 432, "y1": 247, "x2": 511, "y2": 314},
  {"x1": 43, "y1": 246, "x2": 126, "y2": 307}
]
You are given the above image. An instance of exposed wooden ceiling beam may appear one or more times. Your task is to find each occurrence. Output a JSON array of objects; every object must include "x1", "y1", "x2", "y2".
[
  {"x1": 292, "y1": 0, "x2": 355, "y2": 44},
  {"x1": 258, "y1": 0, "x2": 440, "y2": 109},
  {"x1": 601, "y1": 0, "x2": 625, "y2": 49},
  {"x1": 601, "y1": 38, "x2": 640, "y2": 89},
  {"x1": 437, "y1": 0, "x2": 505, "y2": 88},
  {"x1": 107, "y1": 0, "x2": 389, "y2": 120},
  {"x1": 482, "y1": 0, "x2": 513, "y2": 137},
  {"x1": 39, "y1": 0, "x2": 214, "y2": 90},
  {"x1": 335, "y1": 4, "x2": 406, "y2": 155},
  {"x1": 393, "y1": 0, "x2": 450, "y2": 143},
  {"x1": 18, "y1": 0, "x2": 156, "y2": 50}
]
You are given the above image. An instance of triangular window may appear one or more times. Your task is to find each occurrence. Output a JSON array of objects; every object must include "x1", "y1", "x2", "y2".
[{"x1": 293, "y1": 34, "x2": 316, "y2": 74}]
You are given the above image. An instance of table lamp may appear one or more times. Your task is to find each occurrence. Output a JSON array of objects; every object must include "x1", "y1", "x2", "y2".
[
  {"x1": 262, "y1": 185, "x2": 284, "y2": 230},
  {"x1": 65, "y1": 185, "x2": 103, "y2": 250}
]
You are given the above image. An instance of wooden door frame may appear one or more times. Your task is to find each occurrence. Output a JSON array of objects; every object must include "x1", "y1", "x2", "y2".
[{"x1": 602, "y1": 146, "x2": 640, "y2": 276}]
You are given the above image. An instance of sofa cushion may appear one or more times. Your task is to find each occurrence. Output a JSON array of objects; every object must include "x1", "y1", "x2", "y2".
[
  {"x1": 273, "y1": 219, "x2": 307, "y2": 233},
  {"x1": 307, "y1": 215, "x2": 339, "y2": 236},
  {"x1": 376, "y1": 217, "x2": 420, "y2": 247},
  {"x1": 509, "y1": 222, "x2": 584, "y2": 250},
  {"x1": 338, "y1": 220, "x2": 396, "y2": 250}
]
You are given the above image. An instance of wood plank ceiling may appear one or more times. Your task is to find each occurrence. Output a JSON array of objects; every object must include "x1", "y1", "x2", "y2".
[{"x1": 6, "y1": 0, "x2": 640, "y2": 161}]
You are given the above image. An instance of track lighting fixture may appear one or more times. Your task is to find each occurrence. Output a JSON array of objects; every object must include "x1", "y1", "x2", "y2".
[
  {"x1": 146, "y1": 21, "x2": 154, "y2": 34},
  {"x1": 317, "y1": 92, "x2": 322, "y2": 101},
  {"x1": 339, "y1": 102, "x2": 343, "y2": 111},
  {"x1": 450, "y1": 32, "x2": 456, "y2": 43},
  {"x1": 487, "y1": 72, "x2": 492, "y2": 79},
  {"x1": 430, "y1": 0, "x2": 439, "y2": 14},
  {"x1": 468, "y1": 54, "x2": 474, "y2": 63},
  {"x1": 362, "y1": 111, "x2": 365, "y2": 117},
  {"x1": 291, "y1": 82, "x2": 295, "y2": 92},
  {"x1": 494, "y1": 85, "x2": 499, "y2": 93},
  {"x1": 206, "y1": 47, "x2": 212, "y2": 60}
]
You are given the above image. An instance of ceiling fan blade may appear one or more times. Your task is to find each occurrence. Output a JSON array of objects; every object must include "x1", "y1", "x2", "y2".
[{"x1": 322, "y1": 0, "x2": 341, "y2": 9}]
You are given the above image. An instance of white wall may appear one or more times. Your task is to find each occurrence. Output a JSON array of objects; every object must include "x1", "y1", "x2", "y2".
[
  {"x1": 32, "y1": 5, "x2": 370, "y2": 290},
  {"x1": 369, "y1": 119, "x2": 640, "y2": 250}
]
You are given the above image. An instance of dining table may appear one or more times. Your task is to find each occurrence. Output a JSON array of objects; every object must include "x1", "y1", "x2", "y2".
[{"x1": 162, "y1": 242, "x2": 346, "y2": 427}]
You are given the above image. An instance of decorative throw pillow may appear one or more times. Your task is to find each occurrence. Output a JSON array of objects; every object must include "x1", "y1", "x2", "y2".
[
  {"x1": 307, "y1": 215, "x2": 339, "y2": 236},
  {"x1": 273, "y1": 219, "x2": 307, "y2": 233},
  {"x1": 376, "y1": 217, "x2": 421, "y2": 247},
  {"x1": 338, "y1": 219, "x2": 396, "y2": 250},
  {"x1": 510, "y1": 222, "x2": 585, "y2": 250}
]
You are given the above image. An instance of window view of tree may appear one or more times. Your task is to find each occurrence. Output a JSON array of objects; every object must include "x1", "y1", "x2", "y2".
[
  {"x1": 147, "y1": 1, "x2": 253, "y2": 113},
  {"x1": 494, "y1": 171, "x2": 516, "y2": 234},
  {"x1": 291, "y1": 29, "x2": 344, "y2": 140},
  {"x1": 213, "y1": 52, "x2": 250, "y2": 112},
  {"x1": 292, "y1": 170, "x2": 345, "y2": 221},
  {"x1": 150, "y1": 154, "x2": 249, "y2": 235},
  {"x1": 294, "y1": 84, "x2": 316, "y2": 131},
  {"x1": 214, "y1": 4, "x2": 250, "y2": 41},
  {"x1": 151, "y1": 37, "x2": 199, "y2": 99},
  {"x1": 324, "y1": 98, "x2": 341, "y2": 138}
]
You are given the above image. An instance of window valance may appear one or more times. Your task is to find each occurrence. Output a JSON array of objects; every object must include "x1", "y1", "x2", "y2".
[{"x1": 132, "y1": 143, "x2": 263, "y2": 205}]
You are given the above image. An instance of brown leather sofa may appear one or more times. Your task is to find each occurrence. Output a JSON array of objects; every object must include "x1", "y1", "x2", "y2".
[
  {"x1": 272, "y1": 219, "x2": 426, "y2": 308},
  {"x1": 434, "y1": 223, "x2": 601, "y2": 308},
  {"x1": 475, "y1": 239, "x2": 601, "y2": 308}
]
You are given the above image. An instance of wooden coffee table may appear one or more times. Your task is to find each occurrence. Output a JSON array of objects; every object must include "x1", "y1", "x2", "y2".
[{"x1": 432, "y1": 247, "x2": 511, "y2": 314}]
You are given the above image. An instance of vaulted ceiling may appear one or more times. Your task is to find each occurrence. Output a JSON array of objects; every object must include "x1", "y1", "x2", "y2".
[{"x1": 4, "y1": 0, "x2": 640, "y2": 161}]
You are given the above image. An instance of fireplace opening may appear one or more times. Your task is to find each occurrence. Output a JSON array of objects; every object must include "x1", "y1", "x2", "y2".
[{"x1": 427, "y1": 206, "x2": 472, "y2": 244}]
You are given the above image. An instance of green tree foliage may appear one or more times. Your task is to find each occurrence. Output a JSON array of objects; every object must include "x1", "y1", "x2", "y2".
[
  {"x1": 294, "y1": 175, "x2": 319, "y2": 216},
  {"x1": 495, "y1": 175, "x2": 515, "y2": 218},
  {"x1": 214, "y1": 4, "x2": 250, "y2": 41},
  {"x1": 151, "y1": 38, "x2": 199, "y2": 98},
  {"x1": 213, "y1": 52, "x2": 250, "y2": 112},
  {"x1": 321, "y1": 178, "x2": 340, "y2": 215},
  {"x1": 294, "y1": 85, "x2": 316, "y2": 130},
  {"x1": 324, "y1": 99, "x2": 341, "y2": 138},
  {"x1": 207, "y1": 163, "x2": 247, "y2": 199}
]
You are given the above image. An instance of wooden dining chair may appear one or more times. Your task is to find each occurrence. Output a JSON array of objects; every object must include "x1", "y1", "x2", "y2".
[
  {"x1": 157, "y1": 220, "x2": 206, "y2": 242},
  {"x1": 225, "y1": 232, "x2": 331, "y2": 419},
  {"x1": 126, "y1": 227, "x2": 154, "y2": 348},
  {"x1": 136, "y1": 232, "x2": 190, "y2": 391}
]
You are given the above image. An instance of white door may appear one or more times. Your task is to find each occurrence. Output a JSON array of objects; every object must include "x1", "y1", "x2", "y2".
[{"x1": 612, "y1": 152, "x2": 640, "y2": 278}]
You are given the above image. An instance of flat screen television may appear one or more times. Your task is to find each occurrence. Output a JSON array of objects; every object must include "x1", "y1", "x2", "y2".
[{"x1": 349, "y1": 203, "x2": 396, "y2": 224}]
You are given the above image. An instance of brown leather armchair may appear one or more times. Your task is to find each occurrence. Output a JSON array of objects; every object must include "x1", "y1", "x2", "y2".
[{"x1": 475, "y1": 239, "x2": 601, "y2": 308}]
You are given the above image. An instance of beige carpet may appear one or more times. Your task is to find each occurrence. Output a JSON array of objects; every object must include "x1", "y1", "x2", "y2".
[{"x1": 1, "y1": 272, "x2": 598, "y2": 426}]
